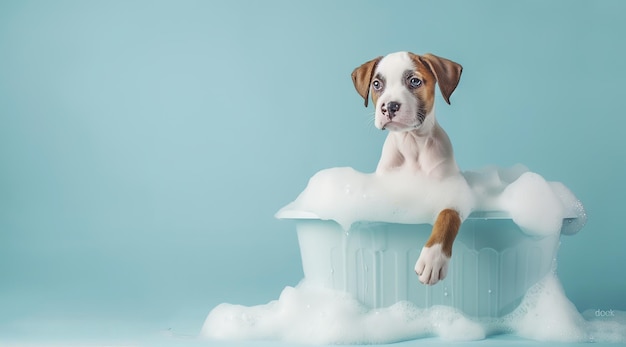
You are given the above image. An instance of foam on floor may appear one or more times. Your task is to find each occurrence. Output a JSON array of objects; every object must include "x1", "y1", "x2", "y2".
[{"x1": 202, "y1": 274, "x2": 626, "y2": 344}]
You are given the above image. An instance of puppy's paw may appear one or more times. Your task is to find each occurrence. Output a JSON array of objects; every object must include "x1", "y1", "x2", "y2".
[{"x1": 414, "y1": 244, "x2": 450, "y2": 285}]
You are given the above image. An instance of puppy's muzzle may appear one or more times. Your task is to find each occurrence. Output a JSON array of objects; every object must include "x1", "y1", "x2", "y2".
[{"x1": 382, "y1": 101, "x2": 401, "y2": 119}]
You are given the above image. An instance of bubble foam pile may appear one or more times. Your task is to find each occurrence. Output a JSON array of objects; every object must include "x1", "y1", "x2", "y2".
[
  {"x1": 276, "y1": 164, "x2": 587, "y2": 235},
  {"x1": 202, "y1": 275, "x2": 625, "y2": 344}
]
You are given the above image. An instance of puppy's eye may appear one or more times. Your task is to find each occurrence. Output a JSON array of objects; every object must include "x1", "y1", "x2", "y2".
[
  {"x1": 372, "y1": 79, "x2": 383, "y2": 91},
  {"x1": 409, "y1": 77, "x2": 422, "y2": 88}
]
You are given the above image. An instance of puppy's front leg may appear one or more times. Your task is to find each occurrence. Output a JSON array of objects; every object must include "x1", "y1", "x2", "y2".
[{"x1": 415, "y1": 209, "x2": 461, "y2": 285}]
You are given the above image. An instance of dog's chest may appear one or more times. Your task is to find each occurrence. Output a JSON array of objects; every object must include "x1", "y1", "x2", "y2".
[{"x1": 392, "y1": 132, "x2": 452, "y2": 176}]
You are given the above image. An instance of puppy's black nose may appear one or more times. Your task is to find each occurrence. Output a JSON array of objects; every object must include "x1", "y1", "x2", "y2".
[{"x1": 387, "y1": 101, "x2": 401, "y2": 118}]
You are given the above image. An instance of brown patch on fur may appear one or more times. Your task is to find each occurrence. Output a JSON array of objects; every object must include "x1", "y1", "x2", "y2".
[
  {"x1": 409, "y1": 53, "x2": 437, "y2": 116},
  {"x1": 425, "y1": 209, "x2": 461, "y2": 257},
  {"x1": 351, "y1": 56, "x2": 382, "y2": 107},
  {"x1": 371, "y1": 89, "x2": 380, "y2": 107},
  {"x1": 370, "y1": 73, "x2": 382, "y2": 107},
  {"x1": 419, "y1": 53, "x2": 463, "y2": 105}
]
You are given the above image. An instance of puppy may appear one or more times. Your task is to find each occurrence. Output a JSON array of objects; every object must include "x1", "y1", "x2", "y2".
[{"x1": 351, "y1": 51, "x2": 463, "y2": 285}]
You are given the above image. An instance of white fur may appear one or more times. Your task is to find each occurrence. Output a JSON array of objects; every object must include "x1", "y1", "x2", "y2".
[
  {"x1": 415, "y1": 244, "x2": 450, "y2": 285},
  {"x1": 374, "y1": 51, "x2": 461, "y2": 285},
  {"x1": 373, "y1": 52, "x2": 459, "y2": 179},
  {"x1": 373, "y1": 52, "x2": 422, "y2": 131}
]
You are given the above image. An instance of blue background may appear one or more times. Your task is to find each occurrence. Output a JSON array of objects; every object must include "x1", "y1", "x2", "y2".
[{"x1": 1, "y1": 0, "x2": 624, "y2": 345}]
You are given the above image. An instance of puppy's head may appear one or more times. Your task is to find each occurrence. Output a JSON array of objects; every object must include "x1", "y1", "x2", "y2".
[{"x1": 351, "y1": 52, "x2": 462, "y2": 132}]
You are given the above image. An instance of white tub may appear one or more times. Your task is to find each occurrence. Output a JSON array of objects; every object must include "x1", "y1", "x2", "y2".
[{"x1": 277, "y1": 210, "x2": 580, "y2": 318}]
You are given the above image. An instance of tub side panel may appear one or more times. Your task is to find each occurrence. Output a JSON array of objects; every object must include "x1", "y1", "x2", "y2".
[
  {"x1": 296, "y1": 220, "x2": 343, "y2": 289},
  {"x1": 294, "y1": 218, "x2": 561, "y2": 319}
]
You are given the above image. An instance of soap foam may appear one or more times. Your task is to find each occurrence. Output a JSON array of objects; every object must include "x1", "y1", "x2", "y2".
[
  {"x1": 202, "y1": 281, "x2": 486, "y2": 344},
  {"x1": 504, "y1": 273, "x2": 587, "y2": 342},
  {"x1": 202, "y1": 275, "x2": 626, "y2": 344},
  {"x1": 500, "y1": 172, "x2": 566, "y2": 236},
  {"x1": 279, "y1": 167, "x2": 475, "y2": 230},
  {"x1": 277, "y1": 165, "x2": 586, "y2": 235}
]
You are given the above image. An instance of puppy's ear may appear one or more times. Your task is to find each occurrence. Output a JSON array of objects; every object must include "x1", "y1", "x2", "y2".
[
  {"x1": 351, "y1": 56, "x2": 382, "y2": 107},
  {"x1": 421, "y1": 53, "x2": 463, "y2": 105}
]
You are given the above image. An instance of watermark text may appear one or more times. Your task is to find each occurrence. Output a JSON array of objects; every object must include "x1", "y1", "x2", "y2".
[{"x1": 595, "y1": 309, "x2": 615, "y2": 317}]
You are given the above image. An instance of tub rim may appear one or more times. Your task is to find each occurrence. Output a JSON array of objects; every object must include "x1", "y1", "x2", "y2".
[{"x1": 276, "y1": 209, "x2": 582, "y2": 235}]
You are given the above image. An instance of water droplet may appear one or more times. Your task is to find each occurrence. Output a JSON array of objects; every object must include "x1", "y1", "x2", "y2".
[
  {"x1": 488, "y1": 289, "x2": 492, "y2": 294},
  {"x1": 444, "y1": 292, "x2": 449, "y2": 297}
]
